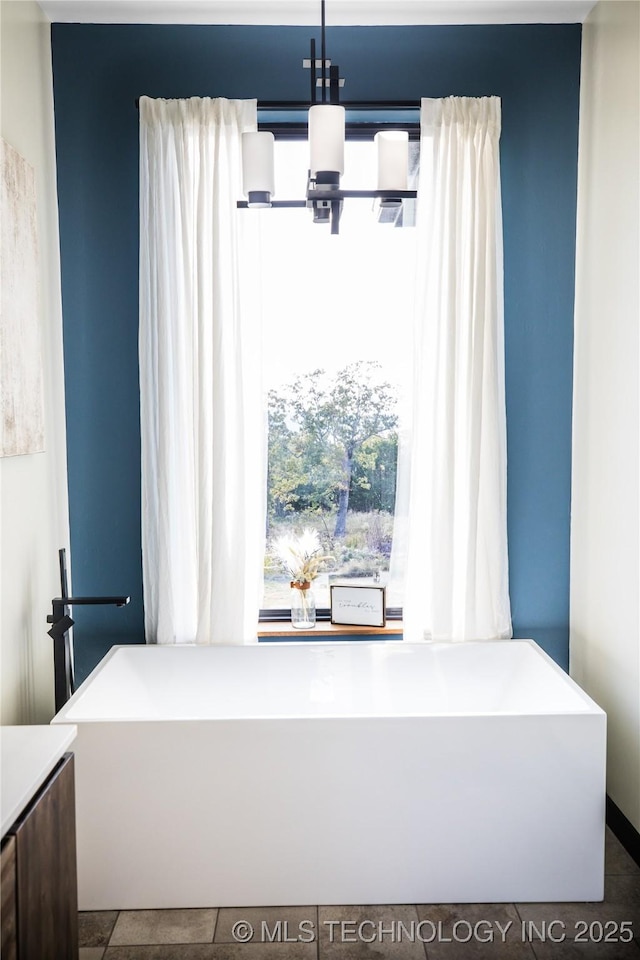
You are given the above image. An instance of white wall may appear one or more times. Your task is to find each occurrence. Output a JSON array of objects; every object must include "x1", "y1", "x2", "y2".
[
  {"x1": 570, "y1": 0, "x2": 640, "y2": 832},
  {"x1": 0, "y1": 0, "x2": 69, "y2": 723}
]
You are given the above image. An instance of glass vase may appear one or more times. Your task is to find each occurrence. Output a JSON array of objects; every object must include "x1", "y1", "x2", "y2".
[{"x1": 290, "y1": 580, "x2": 316, "y2": 629}]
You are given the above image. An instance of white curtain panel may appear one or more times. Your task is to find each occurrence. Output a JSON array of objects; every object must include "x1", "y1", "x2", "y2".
[
  {"x1": 396, "y1": 96, "x2": 512, "y2": 641},
  {"x1": 139, "y1": 96, "x2": 265, "y2": 644}
]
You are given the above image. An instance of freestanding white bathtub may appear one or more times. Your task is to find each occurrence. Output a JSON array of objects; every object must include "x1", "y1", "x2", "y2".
[{"x1": 52, "y1": 639, "x2": 606, "y2": 909}]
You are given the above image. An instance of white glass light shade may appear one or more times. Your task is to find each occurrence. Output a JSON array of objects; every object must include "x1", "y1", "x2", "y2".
[
  {"x1": 376, "y1": 131, "x2": 409, "y2": 191},
  {"x1": 309, "y1": 105, "x2": 345, "y2": 176},
  {"x1": 242, "y1": 131, "x2": 275, "y2": 204}
]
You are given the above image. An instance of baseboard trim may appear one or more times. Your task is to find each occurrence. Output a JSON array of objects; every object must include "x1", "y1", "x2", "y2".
[{"x1": 606, "y1": 795, "x2": 640, "y2": 867}]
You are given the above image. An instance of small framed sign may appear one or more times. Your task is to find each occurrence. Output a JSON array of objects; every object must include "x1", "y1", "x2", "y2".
[{"x1": 330, "y1": 584, "x2": 386, "y2": 628}]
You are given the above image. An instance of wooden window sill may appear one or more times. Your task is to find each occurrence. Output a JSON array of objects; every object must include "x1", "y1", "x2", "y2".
[{"x1": 257, "y1": 621, "x2": 403, "y2": 639}]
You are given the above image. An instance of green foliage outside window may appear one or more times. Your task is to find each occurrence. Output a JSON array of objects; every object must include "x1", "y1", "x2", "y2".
[{"x1": 264, "y1": 360, "x2": 399, "y2": 609}]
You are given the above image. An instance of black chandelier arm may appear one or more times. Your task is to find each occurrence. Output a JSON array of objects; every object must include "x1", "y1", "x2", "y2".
[
  {"x1": 317, "y1": 188, "x2": 417, "y2": 200},
  {"x1": 237, "y1": 200, "x2": 307, "y2": 209},
  {"x1": 236, "y1": 189, "x2": 417, "y2": 210}
]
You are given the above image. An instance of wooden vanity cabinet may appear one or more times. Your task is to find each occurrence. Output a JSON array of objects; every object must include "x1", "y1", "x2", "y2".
[
  {"x1": 1, "y1": 834, "x2": 17, "y2": 960},
  {"x1": 1, "y1": 753, "x2": 78, "y2": 960}
]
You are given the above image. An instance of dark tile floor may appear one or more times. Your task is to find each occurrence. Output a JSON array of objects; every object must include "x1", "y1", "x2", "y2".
[{"x1": 79, "y1": 828, "x2": 640, "y2": 959}]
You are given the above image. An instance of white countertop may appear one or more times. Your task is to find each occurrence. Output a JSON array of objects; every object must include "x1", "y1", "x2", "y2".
[{"x1": 1, "y1": 725, "x2": 77, "y2": 837}]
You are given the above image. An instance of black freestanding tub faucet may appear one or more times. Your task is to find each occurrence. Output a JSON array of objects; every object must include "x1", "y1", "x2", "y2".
[{"x1": 47, "y1": 548, "x2": 130, "y2": 712}]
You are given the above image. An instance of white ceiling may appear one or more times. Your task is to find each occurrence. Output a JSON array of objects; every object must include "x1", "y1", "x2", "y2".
[{"x1": 36, "y1": 0, "x2": 597, "y2": 25}]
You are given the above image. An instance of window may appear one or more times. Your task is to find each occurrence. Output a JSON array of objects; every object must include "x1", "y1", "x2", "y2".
[{"x1": 257, "y1": 136, "x2": 418, "y2": 619}]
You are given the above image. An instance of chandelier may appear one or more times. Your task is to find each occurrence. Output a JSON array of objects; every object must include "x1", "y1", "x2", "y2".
[{"x1": 237, "y1": 1, "x2": 418, "y2": 235}]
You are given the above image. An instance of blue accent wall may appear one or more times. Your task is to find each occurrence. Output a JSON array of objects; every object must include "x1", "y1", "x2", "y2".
[{"x1": 51, "y1": 23, "x2": 581, "y2": 682}]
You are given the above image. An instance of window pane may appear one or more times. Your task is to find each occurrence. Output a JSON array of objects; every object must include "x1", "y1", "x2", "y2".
[{"x1": 259, "y1": 139, "x2": 416, "y2": 612}]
